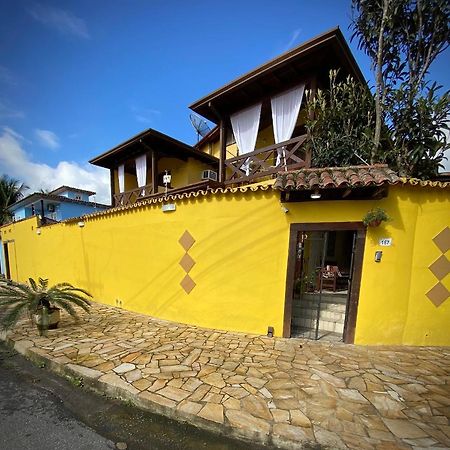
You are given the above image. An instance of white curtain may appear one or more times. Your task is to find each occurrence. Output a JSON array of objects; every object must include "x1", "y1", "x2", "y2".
[
  {"x1": 271, "y1": 84, "x2": 305, "y2": 167},
  {"x1": 118, "y1": 164, "x2": 125, "y2": 193},
  {"x1": 135, "y1": 154, "x2": 147, "y2": 195},
  {"x1": 230, "y1": 103, "x2": 262, "y2": 176}
]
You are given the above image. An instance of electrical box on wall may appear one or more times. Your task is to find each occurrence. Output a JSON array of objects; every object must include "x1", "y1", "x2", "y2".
[{"x1": 375, "y1": 251, "x2": 383, "y2": 262}]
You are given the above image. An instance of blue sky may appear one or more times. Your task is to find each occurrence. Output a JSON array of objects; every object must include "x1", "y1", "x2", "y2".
[{"x1": 0, "y1": 0, "x2": 449, "y2": 202}]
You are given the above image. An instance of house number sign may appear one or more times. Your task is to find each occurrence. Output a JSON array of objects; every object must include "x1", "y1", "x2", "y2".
[{"x1": 379, "y1": 238, "x2": 392, "y2": 246}]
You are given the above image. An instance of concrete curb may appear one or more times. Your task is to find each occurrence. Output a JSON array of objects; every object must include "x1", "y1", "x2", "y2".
[{"x1": 1, "y1": 333, "x2": 320, "y2": 449}]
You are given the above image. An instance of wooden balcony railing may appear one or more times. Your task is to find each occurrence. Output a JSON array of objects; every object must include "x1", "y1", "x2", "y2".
[
  {"x1": 224, "y1": 134, "x2": 309, "y2": 184},
  {"x1": 113, "y1": 180, "x2": 221, "y2": 207},
  {"x1": 113, "y1": 183, "x2": 152, "y2": 206}
]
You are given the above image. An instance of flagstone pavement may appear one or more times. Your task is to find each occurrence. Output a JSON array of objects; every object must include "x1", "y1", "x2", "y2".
[{"x1": 1, "y1": 303, "x2": 449, "y2": 450}]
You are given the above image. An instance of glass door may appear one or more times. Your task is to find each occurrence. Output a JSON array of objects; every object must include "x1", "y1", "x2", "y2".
[
  {"x1": 291, "y1": 229, "x2": 356, "y2": 341},
  {"x1": 292, "y1": 231, "x2": 328, "y2": 340}
]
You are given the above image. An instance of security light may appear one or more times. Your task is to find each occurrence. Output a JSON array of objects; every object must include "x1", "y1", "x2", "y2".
[{"x1": 310, "y1": 190, "x2": 321, "y2": 199}]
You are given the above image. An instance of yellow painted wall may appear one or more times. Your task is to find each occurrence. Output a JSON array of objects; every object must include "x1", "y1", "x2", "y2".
[
  {"x1": 0, "y1": 190, "x2": 289, "y2": 338},
  {"x1": 158, "y1": 157, "x2": 215, "y2": 190},
  {"x1": 354, "y1": 185, "x2": 450, "y2": 346},
  {"x1": 124, "y1": 171, "x2": 137, "y2": 192},
  {"x1": 1, "y1": 184, "x2": 449, "y2": 345},
  {"x1": 111, "y1": 157, "x2": 216, "y2": 196}
]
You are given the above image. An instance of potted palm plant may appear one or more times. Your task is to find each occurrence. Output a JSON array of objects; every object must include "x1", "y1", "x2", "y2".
[
  {"x1": 0, "y1": 277, "x2": 92, "y2": 335},
  {"x1": 362, "y1": 208, "x2": 391, "y2": 227}
]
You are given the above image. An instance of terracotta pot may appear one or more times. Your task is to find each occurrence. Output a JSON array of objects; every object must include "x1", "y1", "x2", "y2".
[
  {"x1": 33, "y1": 308, "x2": 61, "y2": 330},
  {"x1": 368, "y1": 219, "x2": 382, "y2": 227}
]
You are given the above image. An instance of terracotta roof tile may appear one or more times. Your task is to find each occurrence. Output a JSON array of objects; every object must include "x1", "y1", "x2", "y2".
[{"x1": 274, "y1": 165, "x2": 401, "y2": 190}]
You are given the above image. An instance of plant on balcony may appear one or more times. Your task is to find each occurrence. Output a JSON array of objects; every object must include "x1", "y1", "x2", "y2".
[
  {"x1": 0, "y1": 277, "x2": 92, "y2": 335},
  {"x1": 362, "y1": 208, "x2": 391, "y2": 227},
  {"x1": 305, "y1": 70, "x2": 384, "y2": 168}
]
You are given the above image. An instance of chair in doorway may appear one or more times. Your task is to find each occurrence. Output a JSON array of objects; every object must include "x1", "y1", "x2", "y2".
[{"x1": 316, "y1": 265, "x2": 349, "y2": 292}]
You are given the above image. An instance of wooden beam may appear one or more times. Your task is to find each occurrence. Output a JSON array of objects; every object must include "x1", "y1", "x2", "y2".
[
  {"x1": 219, "y1": 119, "x2": 227, "y2": 184},
  {"x1": 343, "y1": 228, "x2": 366, "y2": 344},
  {"x1": 305, "y1": 76, "x2": 317, "y2": 168},
  {"x1": 109, "y1": 169, "x2": 115, "y2": 206},
  {"x1": 342, "y1": 188, "x2": 352, "y2": 199},
  {"x1": 151, "y1": 149, "x2": 158, "y2": 194},
  {"x1": 371, "y1": 186, "x2": 387, "y2": 199}
]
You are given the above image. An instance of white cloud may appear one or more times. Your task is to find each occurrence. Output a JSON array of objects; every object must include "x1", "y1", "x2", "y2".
[
  {"x1": 35, "y1": 128, "x2": 60, "y2": 150},
  {"x1": 283, "y1": 28, "x2": 302, "y2": 52},
  {"x1": 27, "y1": 3, "x2": 90, "y2": 39},
  {"x1": 0, "y1": 127, "x2": 110, "y2": 204}
]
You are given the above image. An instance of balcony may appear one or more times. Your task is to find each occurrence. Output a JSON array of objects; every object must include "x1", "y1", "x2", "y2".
[
  {"x1": 113, "y1": 183, "x2": 152, "y2": 206},
  {"x1": 112, "y1": 134, "x2": 310, "y2": 207},
  {"x1": 113, "y1": 180, "x2": 221, "y2": 207},
  {"x1": 224, "y1": 134, "x2": 309, "y2": 184}
]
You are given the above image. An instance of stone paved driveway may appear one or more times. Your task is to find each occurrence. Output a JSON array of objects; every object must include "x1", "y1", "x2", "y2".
[{"x1": 1, "y1": 303, "x2": 449, "y2": 449}]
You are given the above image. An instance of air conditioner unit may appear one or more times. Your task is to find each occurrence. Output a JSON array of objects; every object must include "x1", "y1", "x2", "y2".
[{"x1": 201, "y1": 170, "x2": 218, "y2": 181}]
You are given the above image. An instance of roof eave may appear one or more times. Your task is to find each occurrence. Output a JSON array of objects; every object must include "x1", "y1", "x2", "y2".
[
  {"x1": 189, "y1": 27, "x2": 365, "y2": 114},
  {"x1": 89, "y1": 128, "x2": 218, "y2": 168}
]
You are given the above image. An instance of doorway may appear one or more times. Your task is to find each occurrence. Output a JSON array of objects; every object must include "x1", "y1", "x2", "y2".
[
  {"x1": 3, "y1": 242, "x2": 11, "y2": 280},
  {"x1": 284, "y1": 223, "x2": 366, "y2": 343}
]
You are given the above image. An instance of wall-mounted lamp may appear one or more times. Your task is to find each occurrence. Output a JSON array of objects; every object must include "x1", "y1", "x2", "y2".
[
  {"x1": 77, "y1": 221, "x2": 85, "y2": 228},
  {"x1": 163, "y1": 172, "x2": 172, "y2": 185},
  {"x1": 36, "y1": 228, "x2": 41, "y2": 235},
  {"x1": 162, "y1": 203, "x2": 176, "y2": 212},
  {"x1": 280, "y1": 205, "x2": 289, "y2": 214},
  {"x1": 310, "y1": 190, "x2": 321, "y2": 200}
]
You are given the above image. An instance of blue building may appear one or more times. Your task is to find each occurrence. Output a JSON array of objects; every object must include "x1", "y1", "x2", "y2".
[{"x1": 8, "y1": 186, "x2": 109, "y2": 223}]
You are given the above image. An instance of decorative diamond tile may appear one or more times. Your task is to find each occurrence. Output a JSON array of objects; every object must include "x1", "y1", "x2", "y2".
[
  {"x1": 429, "y1": 254, "x2": 450, "y2": 281},
  {"x1": 180, "y1": 274, "x2": 196, "y2": 294},
  {"x1": 426, "y1": 282, "x2": 450, "y2": 307},
  {"x1": 179, "y1": 253, "x2": 195, "y2": 273},
  {"x1": 179, "y1": 230, "x2": 195, "y2": 252},
  {"x1": 433, "y1": 227, "x2": 450, "y2": 254}
]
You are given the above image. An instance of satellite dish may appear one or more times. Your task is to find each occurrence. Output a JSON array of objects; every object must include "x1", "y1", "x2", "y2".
[{"x1": 189, "y1": 113, "x2": 211, "y2": 142}]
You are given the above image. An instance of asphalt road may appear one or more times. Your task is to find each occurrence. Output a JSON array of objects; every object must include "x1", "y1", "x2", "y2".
[{"x1": 0, "y1": 342, "x2": 269, "y2": 450}]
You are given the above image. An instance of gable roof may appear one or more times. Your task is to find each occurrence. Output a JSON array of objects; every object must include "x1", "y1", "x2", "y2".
[
  {"x1": 50, "y1": 186, "x2": 96, "y2": 196},
  {"x1": 89, "y1": 128, "x2": 219, "y2": 169},
  {"x1": 8, "y1": 192, "x2": 109, "y2": 211},
  {"x1": 189, "y1": 27, "x2": 366, "y2": 123}
]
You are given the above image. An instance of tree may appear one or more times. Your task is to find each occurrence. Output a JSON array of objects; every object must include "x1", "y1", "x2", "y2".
[
  {"x1": 306, "y1": 70, "x2": 380, "y2": 167},
  {"x1": 0, "y1": 175, "x2": 28, "y2": 225},
  {"x1": 352, "y1": 0, "x2": 450, "y2": 178}
]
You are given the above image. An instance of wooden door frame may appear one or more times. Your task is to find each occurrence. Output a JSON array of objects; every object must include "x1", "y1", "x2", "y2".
[
  {"x1": 283, "y1": 222, "x2": 366, "y2": 343},
  {"x1": 2, "y1": 242, "x2": 11, "y2": 280}
]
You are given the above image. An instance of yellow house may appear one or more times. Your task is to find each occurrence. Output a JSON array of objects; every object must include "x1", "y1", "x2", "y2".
[{"x1": 1, "y1": 28, "x2": 449, "y2": 346}]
